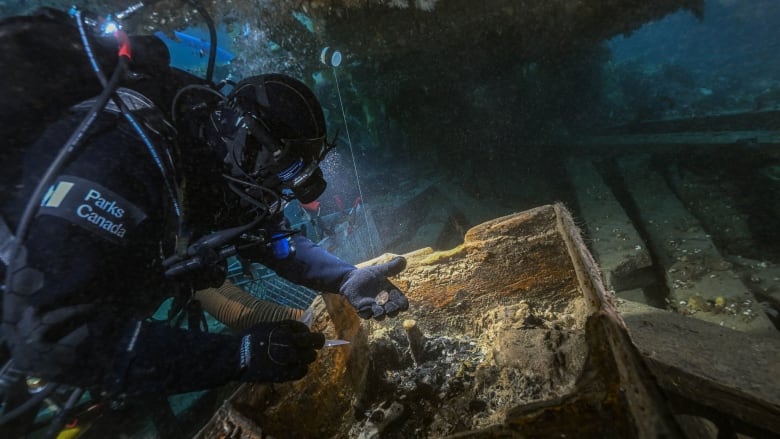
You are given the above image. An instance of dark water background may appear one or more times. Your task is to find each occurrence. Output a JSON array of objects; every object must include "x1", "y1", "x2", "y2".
[
  {"x1": 607, "y1": 0, "x2": 780, "y2": 119},
  {"x1": 610, "y1": 0, "x2": 780, "y2": 83}
]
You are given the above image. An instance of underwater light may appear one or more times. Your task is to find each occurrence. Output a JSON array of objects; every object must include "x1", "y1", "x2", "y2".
[
  {"x1": 320, "y1": 47, "x2": 342, "y2": 67},
  {"x1": 102, "y1": 19, "x2": 119, "y2": 34}
]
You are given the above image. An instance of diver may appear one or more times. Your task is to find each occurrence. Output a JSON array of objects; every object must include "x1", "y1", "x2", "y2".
[{"x1": 0, "y1": 5, "x2": 409, "y2": 434}]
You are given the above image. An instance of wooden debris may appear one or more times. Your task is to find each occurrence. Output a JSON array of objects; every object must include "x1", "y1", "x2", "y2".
[
  {"x1": 618, "y1": 299, "x2": 780, "y2": 437},
  {"x1": 195, "y1": 204, "x2": 691, "y2": 438}
]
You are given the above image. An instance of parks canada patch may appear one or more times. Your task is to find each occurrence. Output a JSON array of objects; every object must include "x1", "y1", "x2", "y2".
[{"x1": 38, "y1": 175, "x2": 147, "y2": 245}]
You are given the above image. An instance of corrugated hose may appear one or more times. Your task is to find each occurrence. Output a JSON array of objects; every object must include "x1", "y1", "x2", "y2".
[{"x1": 194, "y1": 281, "x2": 304, "y2": 331}]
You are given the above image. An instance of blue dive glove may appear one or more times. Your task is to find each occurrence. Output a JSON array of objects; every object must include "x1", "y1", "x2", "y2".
[
  {"x1": 339, "y1": 256, "x2": 409, "y2": 320},
  {"x1": 238, "y1": 320, "x2": 325, "y2": 383}
]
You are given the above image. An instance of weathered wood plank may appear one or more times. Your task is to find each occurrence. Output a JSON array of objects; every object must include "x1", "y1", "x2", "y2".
[
  {"x1": 575, "y1": 130, "x2": 780, "y2": 148},
  {"x1": 617, "y1": 154, "x2": 776, "y2": 334},
  {"x1": 617, "y1": 299, "x2": 780, "y2": 436},
  {"x1": 566, "y1": 158, "x2": 653, "y2": 292}
]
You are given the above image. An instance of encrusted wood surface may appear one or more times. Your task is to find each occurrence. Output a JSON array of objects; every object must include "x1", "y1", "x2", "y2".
[
  {"x1": 195, "y1": 204, "x2": 684, "y2": 438},
  {"x1": 392, "y1": 205, "x2": 586, "y2": 337},
  {"x1": 200, "y1": 293, "x2": 368, "y2": 439}
]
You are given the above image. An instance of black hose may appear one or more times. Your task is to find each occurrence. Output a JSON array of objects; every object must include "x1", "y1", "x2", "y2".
[
  {"x1": 74, "y1": 12, "x2": 184, "y2": 221},
  {"x1": 13, "y1": 57, "x2": 126, "y2": 249},
  {"x1": 3, "y1": 56, "x2": 128, "y2": 310},
  {"x1": 0, "y1": 382, "x2": 59, "y2": 425},
  {"x1": 171, "y1": 84, "x2": 226, "y2": 124},
  {"x1": 43, "y1": 387, "x2": 84, "y2": 439},
  {"x1": 187, "y1": 0, "x2": 217, "y2": 84}
]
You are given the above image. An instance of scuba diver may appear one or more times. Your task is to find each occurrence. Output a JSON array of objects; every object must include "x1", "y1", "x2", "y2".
[{"x1": 0, "y1": 4, "x2": 408, "y2": 436}]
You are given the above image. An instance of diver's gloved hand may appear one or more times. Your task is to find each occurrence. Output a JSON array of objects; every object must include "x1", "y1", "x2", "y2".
[
  {"x1": 339, "y1": 256, "x2": 409, "y2": 320},
  {"x1": 237, "y1": 320, "x2": 325, "y2": 383},
  {"x1": 11, "y1": 304, "x2": 95, "y2": 375}
]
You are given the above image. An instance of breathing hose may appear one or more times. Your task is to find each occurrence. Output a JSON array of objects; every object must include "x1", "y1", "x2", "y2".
[
  {"x1": 0, "y1": 382, "x2": 58, "y2": 425},
  {"x1": 195, "y1": 281, "x2": 304, "y2": 331},
  {"x1": 185, "y1": 0, "x2": 217, "y2": 84}
]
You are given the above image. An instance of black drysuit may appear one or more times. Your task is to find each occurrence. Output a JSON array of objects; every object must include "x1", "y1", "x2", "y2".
[{"x1": 0, "y1": 11, "x2": 355, "y2": 395}]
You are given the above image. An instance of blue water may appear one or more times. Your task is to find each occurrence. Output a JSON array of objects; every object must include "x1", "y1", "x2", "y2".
[{"x1": 609, "y1": 0, "x2": 780, "y2": 81}]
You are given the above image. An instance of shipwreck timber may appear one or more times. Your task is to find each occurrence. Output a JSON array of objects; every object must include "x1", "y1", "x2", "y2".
[{"x1": 194, "y1": 204, "x2": 780, "y2": 438}]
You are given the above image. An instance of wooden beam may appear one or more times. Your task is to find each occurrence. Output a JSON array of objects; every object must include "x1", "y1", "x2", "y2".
[
  {"x1": 577, "y1": 130, "x2": 780, "y2": 148},
  {"x1": 617, "y1": 299, "x2": 780, "y2": 436}
]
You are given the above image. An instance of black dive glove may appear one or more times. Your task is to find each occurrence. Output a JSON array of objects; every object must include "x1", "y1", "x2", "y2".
[
  {"x1": 10, "y1": 304, "x2": 95, "y2": 378},
  {"x1": 339, "y1": 256, "x2": 409, "y2": 320},
  {"x1": 238, "y1": 320, "x2": 325, "y2": 383}
]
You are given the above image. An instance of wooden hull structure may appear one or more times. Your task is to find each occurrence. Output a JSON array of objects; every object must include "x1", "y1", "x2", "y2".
[{"x1": 195, "y1": 204, "x2": 780, "y2": 438}]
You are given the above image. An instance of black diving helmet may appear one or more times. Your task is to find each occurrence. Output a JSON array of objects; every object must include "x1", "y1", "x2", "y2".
[{"x1": 209, "y1": 74, "x2": 335, "y2": 206}]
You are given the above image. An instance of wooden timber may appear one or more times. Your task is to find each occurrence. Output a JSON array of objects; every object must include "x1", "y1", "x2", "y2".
[
  {"x1": 194, "y1": 204, "x2": 780, "y2": 438},
  {"x1": 618, "y1": 299, "x2": 780, "y2": 438}
]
